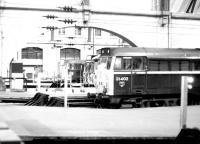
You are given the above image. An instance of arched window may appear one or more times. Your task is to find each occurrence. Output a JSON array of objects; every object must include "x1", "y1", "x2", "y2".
[
  {"x1": 21, "y1": 47, "x2": 43, "y2": 59},
  {"x1": 60, "y1": 48, "x2": 80, "y2": 60}
]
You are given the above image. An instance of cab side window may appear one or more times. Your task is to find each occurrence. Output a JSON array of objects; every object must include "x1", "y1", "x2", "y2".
[
  {"x1": 132, "y1": 57, "x2": 143, "y2": 70},
  {"x1": 123, "y1": 57, "x2": 132, "y2": 70},
  {"x1": 114, "y1": 57, "x2": 122, "y2": 70}
]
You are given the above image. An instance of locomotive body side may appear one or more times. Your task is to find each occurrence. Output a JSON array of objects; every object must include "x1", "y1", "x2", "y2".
[
  {"x1": 94, "y1": 47, "x2": 200, "y2": 107},
  {"x1": 113, "y1": 71, "x2": 200, "y2": 95}
]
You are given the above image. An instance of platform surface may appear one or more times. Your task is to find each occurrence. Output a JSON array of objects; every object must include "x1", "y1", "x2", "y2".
[
  {"x1": 0, "y1": 104, "x2": 200, "y2": 140},
  {"x1": 0, "y1": 122, "x2": 22, "y2": 143}
]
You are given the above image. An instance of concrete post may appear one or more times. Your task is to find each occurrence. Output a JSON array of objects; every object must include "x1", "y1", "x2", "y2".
[
  {"x1": 180, "y1": 76, "x2": 188, "y2": 129},
  {"x1": 37, "y1": 74, "x2": 41, "y2": 92},
  {"x1": 64, "y1": 64, "x2": 68, "y2": 108}
]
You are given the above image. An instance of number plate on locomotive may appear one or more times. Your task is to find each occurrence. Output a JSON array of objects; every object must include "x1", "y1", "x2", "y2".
[{"x1": 116, "y1": 77, "x2": 129, "y2": 81}]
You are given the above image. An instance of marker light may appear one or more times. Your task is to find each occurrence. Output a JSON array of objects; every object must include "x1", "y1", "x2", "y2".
[
  {"x1": 188, "y1": 85, "x2": 193, "y2": 89},
  {"x1": 187, "y1": 77, "x2": 194, "y2": 83},
  {"x1": 187, "y1": 76, "x2": 194, "y2": 89}
]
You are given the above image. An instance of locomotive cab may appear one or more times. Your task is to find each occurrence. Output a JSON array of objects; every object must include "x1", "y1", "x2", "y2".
[
  {"x1": 94, "y1": 48, "x2": 148, "y2": 107},
  {"x1": 95, "y1": 47, "x2": 148, "y2": 94}
]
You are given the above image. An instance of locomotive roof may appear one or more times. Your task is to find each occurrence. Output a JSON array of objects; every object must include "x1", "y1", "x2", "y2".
[{"x1": 105, "y1": 47, "x2": 200, "y2": 59}]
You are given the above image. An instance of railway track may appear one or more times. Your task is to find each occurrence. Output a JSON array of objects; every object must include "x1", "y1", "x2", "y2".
[
  {"x1": 0, "y1": 97, "x2": 30, "y2": 103},
  {"x1": 1, "y1": 92, "x2": 96, "y2": 108},
  {"x1": 1, "y1": 92, "x2": 200, "y2": 108}
]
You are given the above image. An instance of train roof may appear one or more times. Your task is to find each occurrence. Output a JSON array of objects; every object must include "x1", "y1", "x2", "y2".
[
  {"x1": 102, "y1": 47, "x2": 200, "y2": 59},
  {"x1": 63, "y1": 59, "x2": 85, "y2": 64}
]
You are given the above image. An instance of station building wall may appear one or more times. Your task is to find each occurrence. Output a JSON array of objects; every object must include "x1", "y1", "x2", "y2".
[{"x1": 2, "y1": 0, "x2": 200, "y2": 78}]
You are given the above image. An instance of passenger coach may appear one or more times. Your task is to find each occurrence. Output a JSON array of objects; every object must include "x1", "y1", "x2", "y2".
[{"x1": 92, "y1": 47, "x2": 200, "y2": 108}]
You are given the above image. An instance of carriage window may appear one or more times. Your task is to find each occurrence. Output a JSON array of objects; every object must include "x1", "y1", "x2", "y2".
[
  {"x1": 149, "y1": 59, "x2": 200, "y2": 71},
  {"x1": 180, "y1": 61, "x2": 189, "y2": 71},
  {"x1": 189, "y1": 60, "x2": 200, "y2": 70},
  {"x1": 149, "y1": 60, "x2": 159, "y2": 71},
  {"x1": 132, "y1": 57, "x2": 143, "y2": 70},
  {"x1": 171, "y1": 61, "x2": 179, "y2": 71},
  {"x1": 194, "y1": 61, "x2": 200, "y2": 70},
  {"x1": 160, "y1": 61, "x2": 169, "y2": 71},
  {"x1": 190, "y1": 61, "x2": 195, "y2": 70},
  {"x1": 114, "y1": 57, "x2": 122, "y2": 70}
]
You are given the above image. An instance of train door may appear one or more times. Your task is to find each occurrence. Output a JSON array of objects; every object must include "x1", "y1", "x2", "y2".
[
  {"x1": 131, "y1": 74, "x2": 146, "y2": 94},
  {"x1": 131, "y1": 57, "x2": 146, "y2": 95}
]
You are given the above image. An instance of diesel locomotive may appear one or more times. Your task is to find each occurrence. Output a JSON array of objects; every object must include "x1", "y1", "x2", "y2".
[{"x1": 87, "y1": 47, "x2": 200, "y2": 108}]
